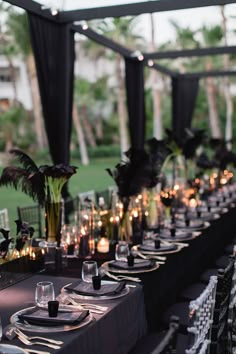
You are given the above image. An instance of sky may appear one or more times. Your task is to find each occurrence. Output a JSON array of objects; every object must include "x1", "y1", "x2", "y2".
[{"x1": 35, "y1": 1, "x2": 236, "y2": 44}]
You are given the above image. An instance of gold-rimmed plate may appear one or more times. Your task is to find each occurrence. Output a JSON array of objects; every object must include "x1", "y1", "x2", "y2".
[
  {"x1": 132, "y1": 243, "x2": 183, "y2": 255},
  {"x1": 101, "y1": 260, "x2": 160, "y2": 274},
  {"x1": 10, "y1": 306, "x2": 93, "y2": 333},
  {"x1": 0, "y1": 344, "x2": 28, "y2": 354}
]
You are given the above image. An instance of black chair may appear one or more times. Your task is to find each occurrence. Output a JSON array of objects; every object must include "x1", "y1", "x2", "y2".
[
  {"x1": 17, "y1": 204, "x2": 43, "y2": 238},
  {"x1": 96, "y1": 189, "x2": 110, "y2": 209},
  {"x1": 151, "y1": 316, "x2": 179, "y2": 354},
  {"x1": 161, "y1": 276, "x2": 218, "y2": 335},
  {"x1": 128, "y1": 316, "x2": 180, "y2": 354},
  {"x1": 210, "y1": 255, "x2": 235, "y2": 354},
  {"x1": 61, "y1": 195, "x2": 79, "y2": 224}
]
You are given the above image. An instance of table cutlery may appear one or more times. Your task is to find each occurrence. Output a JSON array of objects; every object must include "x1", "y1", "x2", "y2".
[
  {"x1": 133, "y1": 251, "x2": 165, "y2": 263},
  {"x1": 161, "y1": 239, "x2": 189, "y2": 248},
  {"x1": 59, "y1": 294, "x2": 106, "y2": 314},
  {"x1": 65, "y1": 297, "x2": 106, "y2": 314},
  {"x1": 14, "y1": 328, "x2": 63, "y2": 345},
  {"x1": 100, "y1": 269, "x2": 141, "y2": 282},
  {"x1": 24, "y1": 350, "x2": 51, "y2": 354},
  {"x1": 17, "y1": 334, "x2": 61, "y2": 350}
]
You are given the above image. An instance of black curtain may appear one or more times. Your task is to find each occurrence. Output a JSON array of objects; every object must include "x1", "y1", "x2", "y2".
[
  {"x1": 125, "y1": 57, "x2": 146, "y2": 150},
  {"x1": 28, "y1": 13, "x2": 75, "y2": 166},
  {"x1": 172, "y1": 76, "x2": 199, "y2": 141}
]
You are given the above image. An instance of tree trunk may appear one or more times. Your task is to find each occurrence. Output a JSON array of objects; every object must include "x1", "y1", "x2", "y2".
[
  {"x1": 115, "y1": 54, "x2": 129, "y2": 157},
  {"x1": 26, "y1": 54, "x2": 47, "y2": 149},
  {"x1": 205, "y1": 61, "x2": 222, "y2": 138},
  {"x1": 150, "y1": 14, "x2": 163, "y2": 140},
  {"x1": 95, "y1": 117, "x2": 103, "y2": 140},
  {"x1": 7, "y1": 56, "x2": 18, "y2": 104},
  {"x1": 221, "y1": 6, "x2": 233, "y2": 150},
  {"x1": 73, "y1": 103, "x2": 89, "y2": 165},
  {"x1": 5, "y1": 128, "x2": 13, "y2": 152},
  {"x1": 80, "y1": 105, "x2": 96, "y2": 148}
]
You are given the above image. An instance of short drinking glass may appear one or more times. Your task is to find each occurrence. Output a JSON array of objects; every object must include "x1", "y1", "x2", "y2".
[
  {"x1": 115, "y1": 241, "x2": 130, "y2": 261},
  {"x1": 82, "y1": 261, "x2": 98, "y2": 283},
  {"x1": 35, "y1": 281, "x2": 55, "y2": 307}
]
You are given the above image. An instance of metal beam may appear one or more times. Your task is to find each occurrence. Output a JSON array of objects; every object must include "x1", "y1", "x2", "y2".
[
  {"x1": 72, "y1": 25, "x2": 132, "y2": 57},
  {"x1": 182, "y1": 69, "x2": 236, "y2": 78},
  {"x1": 59, "y1": 0, "x2": 236, "y2": 23},
  {"x1": 2, "y1": 0, "x2": 58, "y2": 21},
  {"x1": 144, "y1": 45, "x2": 236, "y2": 60}
]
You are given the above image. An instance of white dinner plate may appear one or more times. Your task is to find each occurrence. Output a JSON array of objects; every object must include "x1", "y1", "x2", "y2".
[{"x1": 10, "y1": 306, "x2": 93, "y2": 333}]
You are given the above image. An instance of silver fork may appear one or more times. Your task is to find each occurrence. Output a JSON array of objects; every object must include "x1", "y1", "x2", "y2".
[
  {"x1": 100, "y1": 269, "x2": 141, "y2": 282},
  {"x1": 59, "y1": 294, "x2": 106, "y2": 314},
  {"x1": 133, "y1": 251, "x2": 165, "y2": 263},
  {"x1": 14, "y1": 328, "x2": 63, "y2": 345},
  {"x1": 16, "y1": 333, "x2": 61, "y2": 349}
]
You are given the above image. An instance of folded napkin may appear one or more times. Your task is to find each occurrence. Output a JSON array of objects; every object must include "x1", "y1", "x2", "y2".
[
  {"x1": 65, "y1": 280, "x2": 126, "y2": 297},
  {"x1": 18, "y1": 307, "x2": 89, "y2": 326},
  {"x1": 139, "y1": 243, "x2": 177, "y2": 252},
  {"x1": 109, "y1": 258, "x2": 155, "y2": 270},
  {"x1": 160, "y1": 229, "x2": 192, "y2": 240},
  {"x1": 175, "y1": 220, "x2": 203, "y2": 228}
]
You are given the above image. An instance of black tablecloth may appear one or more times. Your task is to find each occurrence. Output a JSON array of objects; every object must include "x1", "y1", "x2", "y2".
[
  {"x1": 139, "y1": 206, "x2": 236, "y2": 331},
  {"x1": 0, "y1": 274, "x2": 147, "y2": 354}
]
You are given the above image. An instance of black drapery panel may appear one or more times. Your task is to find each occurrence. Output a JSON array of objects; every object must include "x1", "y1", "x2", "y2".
[
  {"x1": 125, "y1": 57, "x2": 146, "y2": 150},
  {"x1": 172, "y1": 76, "x2": 199, "y2": 141},
  {"x1": 27, "y1": 13, "x2": 75, "y2": 166}
]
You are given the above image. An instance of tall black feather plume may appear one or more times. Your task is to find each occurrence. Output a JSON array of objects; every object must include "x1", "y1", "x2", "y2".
[{"x1": 0, "y1": 150, "x2": 45, "y2": 206}]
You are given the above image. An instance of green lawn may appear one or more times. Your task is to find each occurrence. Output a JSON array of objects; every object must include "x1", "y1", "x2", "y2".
[{"x1": 0, "y1": 157, "x2": 118, "y2": 233}]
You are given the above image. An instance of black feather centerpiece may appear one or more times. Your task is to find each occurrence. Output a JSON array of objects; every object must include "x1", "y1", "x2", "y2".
[
  {"x1": 0, "y1": 228, "x2": 13, "y2": 258},
  {"x1": 106, "y1": 148, "x2": 150, "y2": 242},
  {"x1": 0, "y1": 150, "x2": 77, "y2": 246},
  {"x1": 106, "y1": 148, "x2": 149, "y2": 212},
  {"x1": 182, "y1": 129, "x2": 206, "y2": 160},
  {"x1": 144, "y1": 138, "x2": 171, "y2": 189},
  {"x1": 0, "y1": 149, "x2": 45, "y2": 206}
]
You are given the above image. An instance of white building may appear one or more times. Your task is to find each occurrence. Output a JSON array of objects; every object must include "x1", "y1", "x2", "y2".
[{"x1": 0, "y1": 55, "x2": 32, "y2": 110}]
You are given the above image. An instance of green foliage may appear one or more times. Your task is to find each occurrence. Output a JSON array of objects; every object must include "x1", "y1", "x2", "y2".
[
  {"x1": 71, "y1": 145, "x2": 120, "y2": 159},
  {"x1": 7, "y1": 10, "x2": 32, "y2": 56}
]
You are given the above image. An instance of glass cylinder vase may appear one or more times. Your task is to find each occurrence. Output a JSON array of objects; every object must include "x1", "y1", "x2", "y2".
[{"x1": 45, "y1": 202, "x2": 62, "y2": 246}]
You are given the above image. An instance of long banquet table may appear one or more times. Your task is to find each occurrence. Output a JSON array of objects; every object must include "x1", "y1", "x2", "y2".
[
  {"x1": 0, "y1": 204, "x2": 236, "y2": 353},
  {"x1": 0, "y1": 274, "x2": 147, "y2": 354}
]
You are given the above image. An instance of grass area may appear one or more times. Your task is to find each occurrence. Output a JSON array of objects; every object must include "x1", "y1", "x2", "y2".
[{"x1": 0, "y1": 157, "x2": 118, "y2": 233}]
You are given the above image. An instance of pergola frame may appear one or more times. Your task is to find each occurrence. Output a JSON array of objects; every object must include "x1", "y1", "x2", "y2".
[{"x1": 3, "y1": 0, "x2": 236, "y2": 162}]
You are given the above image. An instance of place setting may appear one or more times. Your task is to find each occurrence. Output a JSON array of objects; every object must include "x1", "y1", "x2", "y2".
[
  {"x1": 59, "y1": 260, "x2": 132, "y2": 304},
  {"x1": 8, "y1": 280, "x2": 94, "y2": 339}
]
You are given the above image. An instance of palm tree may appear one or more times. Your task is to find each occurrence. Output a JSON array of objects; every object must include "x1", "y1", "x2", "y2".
[
  {"x1": 149, "y1": 13, "x2": 163, "y2": 140},
  {"x1": 169, "y1": 20, "x2": 199, "y2": 73},
  {"x1": 94, "y1": 17, "x2": 145, "y2": 156},
  {"x1": 199, "y1": 24, "x2": 223, "y2": 139},
  {"x1": 6, "y1": 8, "x2": 47, "y2": 150},
  {"x1": 221, "y1": 6, "x2": 233, "y2": 149}
]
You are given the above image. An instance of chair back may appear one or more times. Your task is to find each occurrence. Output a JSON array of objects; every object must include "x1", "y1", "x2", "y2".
[
  {"x1": 186, "y1": 275, "x2": 218, "y2": 354},
  {"x1": 210, "y1": 255, "x2": 235, "y2": 354},
  {"x1": 151, "y1": 316, "x2": 179, "y2": 354},
  {"x1": 61, "y1": 196, "x2": 79, "y2": 225},
  {"x1": 0, "y1": 208, "x2": 9, "y2": 230},
  {"x1": 227, "y1": 248, "x2": 236, "y2": 352},
  {"x1": 17, "y1": 204, "x2": 43, "y2": 238},
  {"x1": 78, "y1": 190, "x2": 96, "y2": 205}
]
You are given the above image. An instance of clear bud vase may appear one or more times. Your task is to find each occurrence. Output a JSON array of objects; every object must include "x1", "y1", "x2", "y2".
[
  {"x1": 119, "y1": 210, "x2": 132, "y2": 243},
  {"x1": 45, "y1": 201, "x2": 62, "y2": 246},
  {"x1": 146, "y1": 188, "x2": 158, "y2": 229}
]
